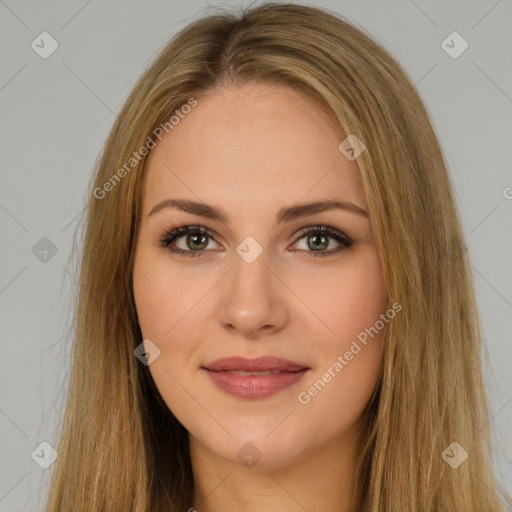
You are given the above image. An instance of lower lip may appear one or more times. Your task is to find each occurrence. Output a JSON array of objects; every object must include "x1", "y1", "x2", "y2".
[{"x1": 204, "y1": 369, "x2": 309, "y2": 399}]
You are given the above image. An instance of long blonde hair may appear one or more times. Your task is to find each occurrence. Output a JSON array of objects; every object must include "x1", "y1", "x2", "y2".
[{"x1": 44, "y1": 3, "x2": 511, "y2": 510}]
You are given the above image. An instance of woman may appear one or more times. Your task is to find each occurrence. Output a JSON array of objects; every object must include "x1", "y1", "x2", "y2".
[{"x1": 44, "y1": 3, "x2": 511, "y2": 511}]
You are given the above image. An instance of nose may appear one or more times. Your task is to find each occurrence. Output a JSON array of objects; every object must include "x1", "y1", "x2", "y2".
[{"x1": 215, "y1": 249, "x2": 289, "y2": 340}]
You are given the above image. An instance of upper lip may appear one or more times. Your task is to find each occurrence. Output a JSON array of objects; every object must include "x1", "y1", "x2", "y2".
[{"x1": 203, "y1": 356, "x2": 308, "y2": 372}]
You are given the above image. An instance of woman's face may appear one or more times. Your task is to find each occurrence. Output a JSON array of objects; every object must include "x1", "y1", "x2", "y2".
[{"x1": 132, "y1": 82, "x2": 388, "y2": 468}]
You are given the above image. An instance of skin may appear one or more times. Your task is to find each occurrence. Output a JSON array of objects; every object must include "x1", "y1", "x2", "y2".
[{"x1": 132, "y1": 82, "x2": 388, "y2": 512}]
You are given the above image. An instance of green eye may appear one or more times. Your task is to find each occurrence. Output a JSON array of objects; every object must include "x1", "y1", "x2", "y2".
[{"x1": 158, "y1": 224, "x2": 353, "y2": 259}]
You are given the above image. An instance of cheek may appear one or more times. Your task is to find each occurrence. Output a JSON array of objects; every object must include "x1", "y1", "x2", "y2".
[
  {"x1": 295, "y1": 314, "x2": 384, "y2": 443},
  {"x1": 132, "y1": 246, "x2": 222, "y2": 353},
  {"x1": 133, "y1": 254, "x2": 207, "y2": 427},
  {"x1": 133, "y1": 250, "x2": 207, "y2": 340},
  {"x1": 133, "y1": 274, "x2": 175, "y2": 340},
  {"x1": 132, "y1": 252, "x2": 201, "y2": 382},
  {"x1": 299, "y1": 249, "x2": 388, "y2": 344},
  {"x1": 294, "y1": 252, "x2": 387, "y2": 429}
]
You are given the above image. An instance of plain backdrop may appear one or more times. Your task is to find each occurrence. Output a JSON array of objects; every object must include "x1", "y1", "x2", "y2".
[{"x1": 0, "y1": 0, "x2": 511, "y2": 510}]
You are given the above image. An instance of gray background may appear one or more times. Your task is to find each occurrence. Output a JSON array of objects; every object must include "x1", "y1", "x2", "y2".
[{"x1": 1, "y1": 0, "x2": 511, "y2": 509}]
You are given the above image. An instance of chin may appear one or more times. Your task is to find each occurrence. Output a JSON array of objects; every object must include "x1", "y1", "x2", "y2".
[{"x1": 191, "y1": 422, "x2": 311, "y2": 470}]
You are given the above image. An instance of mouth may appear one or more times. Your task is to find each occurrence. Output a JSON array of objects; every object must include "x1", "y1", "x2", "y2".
[
  {"x1": 202, "y1": 355, "x2": 309, "y2": 373},
  {"x1": 217, "y1": 369, "x2": 288, "y2": 376},
  {"x1": 201, "y1": 356, "x2": 310, "y2": 399}
]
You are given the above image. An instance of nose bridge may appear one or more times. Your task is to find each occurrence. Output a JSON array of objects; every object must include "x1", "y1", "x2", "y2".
[
  {"x1": 230, "y1": 244, "x2": 273, "y2": 304},
  {"x1": 215, "y1": 244, "x2": 288, "y2": 336}
]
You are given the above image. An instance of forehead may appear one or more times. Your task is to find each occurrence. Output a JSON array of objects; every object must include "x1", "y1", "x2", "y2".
[{"x1": 141, "y1": 82, "x2": 366, "y2": 220}]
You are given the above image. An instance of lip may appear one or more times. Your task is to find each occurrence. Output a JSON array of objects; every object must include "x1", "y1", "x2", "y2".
[{"x1": 202, "y1": 356, "x2": 310, "y2": 399}]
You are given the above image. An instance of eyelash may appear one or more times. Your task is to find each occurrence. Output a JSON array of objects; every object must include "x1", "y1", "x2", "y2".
[{"x1": 156, "y1": 224, "x2": 353, "y2": 259}]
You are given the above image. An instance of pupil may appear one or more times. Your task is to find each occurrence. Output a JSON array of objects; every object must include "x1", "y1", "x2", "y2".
[
  {"x1": 188, "y1": 234, "x2": 208, "y2": 250},
  {"x1": 309, "y1": 234, "x2": 328, "y2": 251}
]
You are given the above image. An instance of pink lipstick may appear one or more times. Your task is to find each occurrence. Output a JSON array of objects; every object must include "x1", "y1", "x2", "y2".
[{"x1": 202, "y1": 356, "x2": 309, "y2": 399}]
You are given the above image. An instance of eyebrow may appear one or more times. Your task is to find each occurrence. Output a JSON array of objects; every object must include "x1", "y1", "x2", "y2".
[{"x1": 148, "y1": 198, "x2": 368, "y2": 223}]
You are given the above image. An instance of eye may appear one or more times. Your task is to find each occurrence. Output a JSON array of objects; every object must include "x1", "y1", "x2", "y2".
[
  {"x1": 156, "y1": 225, "x2": 220, "y2": 258},
  {"x1": 290, "y1": 225, "x2": 353, "y2": 258},
  {"x1": 156, "y1": 224, "x2": 353, "y2": 258}
]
